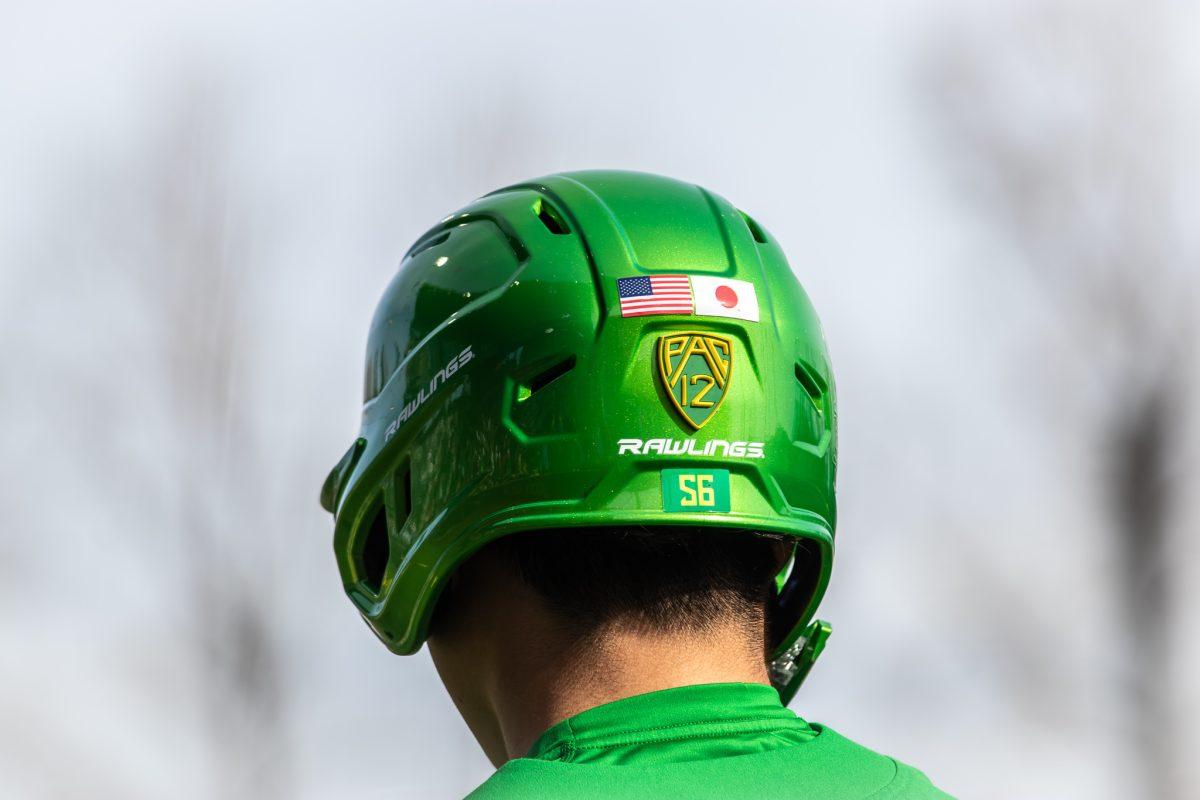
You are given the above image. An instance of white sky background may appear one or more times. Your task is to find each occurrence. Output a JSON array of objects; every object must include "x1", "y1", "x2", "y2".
[{"x1": 1, "y1": 1, "x2": 1197, "y2": 798}]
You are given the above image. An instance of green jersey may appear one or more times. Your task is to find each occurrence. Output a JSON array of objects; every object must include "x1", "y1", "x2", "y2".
[{"x1": 466, "y1": 683, "x2": 951, "y2": 799}]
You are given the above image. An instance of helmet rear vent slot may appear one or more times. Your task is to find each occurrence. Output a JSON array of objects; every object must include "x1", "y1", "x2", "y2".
[
  {"x1": 410, "y1": 230, "x2": 451, "y2": 258},
  {"x1": 739, "y1": 211, "x2": 769, "y2": 244},
  {"x1": 519, "y1": 355, "x2": 576, "y2": 402},
  {"x1": 359, "y1": 503, "x2": 391, "y2": 594},
  {"x1": 794, "y1": 361, "x2": 827, "y2": 408},
  {"x1": 534, "y1": 199, "x2": 571, "y2": 235},
  {"x1": 396, "y1": 467, "x2": 412, "y2": 525}
]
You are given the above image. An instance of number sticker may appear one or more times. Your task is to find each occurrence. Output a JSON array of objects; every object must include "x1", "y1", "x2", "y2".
[{"x1": 661, "y1": 469, "x2": 731, "y2": 513}]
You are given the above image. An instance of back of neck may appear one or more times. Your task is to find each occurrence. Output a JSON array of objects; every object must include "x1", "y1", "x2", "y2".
[{"x1": 490, "y1": 619, "x2": 770, "y2": 760}]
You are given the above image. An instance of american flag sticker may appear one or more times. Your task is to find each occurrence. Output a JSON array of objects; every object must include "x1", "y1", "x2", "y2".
[
  {"x1": 616, "y1": 275, "x2": 693, "y2": 317},
  {"x1": 616, "y1": 274, "x2": 759, "y2": 322}
]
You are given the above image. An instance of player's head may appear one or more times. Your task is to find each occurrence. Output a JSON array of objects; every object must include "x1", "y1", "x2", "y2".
[{"x1": 321, "y1": 170, "x2": 837, "y2": 703}]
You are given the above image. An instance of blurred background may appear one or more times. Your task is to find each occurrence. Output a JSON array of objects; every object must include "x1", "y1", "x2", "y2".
[{"x1": 2, "y1": 1, "x2": 1197, "y2": 797}]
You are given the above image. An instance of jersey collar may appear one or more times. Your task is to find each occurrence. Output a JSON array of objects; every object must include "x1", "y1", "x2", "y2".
[{"x1": 525, "y1": 682, "x2": 810, "y2": 762}]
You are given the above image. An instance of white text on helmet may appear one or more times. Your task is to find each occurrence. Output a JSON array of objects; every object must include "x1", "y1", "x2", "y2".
[
  {"x1": 616, "y1": 438, "x2": 765, "y2": 459},
  {"x1": 384, "y1": 345, "x2": 475, "y2": 440}
]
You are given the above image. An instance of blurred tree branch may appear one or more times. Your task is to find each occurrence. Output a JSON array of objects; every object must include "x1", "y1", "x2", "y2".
[
  {"x1": 10, "y1": 79, "x2": 292, "y2": 798},
  {"x1": 924, "y1": 3, "x2": 1194, "y2": 798},
  {"x1": 141, "y1": 82, "x2": 289, "y2": 800}
]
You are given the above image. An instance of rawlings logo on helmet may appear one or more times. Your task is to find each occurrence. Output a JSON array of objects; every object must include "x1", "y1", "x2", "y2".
[
  {"x1": 384, "y1": 345, "x2": 474, "y2": 440},
  {"x1": 616, "y1": 438, "x2": 765, "y2": 459}
]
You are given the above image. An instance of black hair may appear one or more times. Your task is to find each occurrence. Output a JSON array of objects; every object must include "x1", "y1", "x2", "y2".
[{"x1": 494, "y1": 527, "x2": 787, "y2": 641}]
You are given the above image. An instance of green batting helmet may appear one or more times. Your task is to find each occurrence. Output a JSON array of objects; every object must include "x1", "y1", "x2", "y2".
[{"x1": 321, "y1": 170, "x2": 836, "y2": 702}]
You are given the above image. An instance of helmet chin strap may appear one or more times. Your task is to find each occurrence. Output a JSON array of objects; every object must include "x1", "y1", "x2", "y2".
[{"x1": 769, "y1": 619, "x2": 832, "y2": 706}]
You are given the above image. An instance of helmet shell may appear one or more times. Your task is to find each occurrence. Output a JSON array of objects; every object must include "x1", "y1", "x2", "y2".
[{"x1": 323, "y1": 170, "x2": 837, "y2": 670}]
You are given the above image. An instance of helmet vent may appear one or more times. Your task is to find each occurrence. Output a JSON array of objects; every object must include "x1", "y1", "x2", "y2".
[
  {"x1": 359, "y1": 503, "x2": 391, "y2": 594},
  {"x1": 518, "y1": 355, "x2": 576, "y2": 402},
  {"x1": 396, "y1": 467, "x2": 413, "y2": 524},
  {"x1": 739, "y1": 211, "x2": 769, "y2": 244},
  {"x1": 534, "y1": 199, "x2": 571, "y2": 235},
  {"x1": 410, "y1": 231, "x2": 451, "y2": 258},
  {"x1": 794, "y1": 361, "x2": 827, "y2": 408}
]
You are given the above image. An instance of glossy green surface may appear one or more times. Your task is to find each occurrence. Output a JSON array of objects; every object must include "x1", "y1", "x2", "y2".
[{"x1": 323, "y1": 171, "x2": 838, "y2": 699}]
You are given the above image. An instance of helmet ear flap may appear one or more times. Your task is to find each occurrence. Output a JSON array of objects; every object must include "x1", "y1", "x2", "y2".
[
  {"x1": 768, "y1": 538, "x2": 830, "y2": 703},
  {"x1": 321, "y1": 438, "x2": 366, "y2": 515},
  {"x1": 768, "y1": 538, "x2": 824, "y2": 652}
]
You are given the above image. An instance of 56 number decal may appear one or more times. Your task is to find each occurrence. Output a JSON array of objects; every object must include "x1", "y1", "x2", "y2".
[
  {"x1": 661, "y1": 469, "x2": 731, "y2": 513},
  {"x1": 677, "y1": 473, "x2": 716, "y2": 507}
]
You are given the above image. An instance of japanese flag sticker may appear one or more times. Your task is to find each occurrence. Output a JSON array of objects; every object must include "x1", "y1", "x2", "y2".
[{"x1": 690, "y1": 276, "x2": 759, "y2": 322}]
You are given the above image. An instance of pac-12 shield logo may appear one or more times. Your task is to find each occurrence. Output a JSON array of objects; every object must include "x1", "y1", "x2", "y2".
[{"x1": 657, "y1": 333, "x2": 733, "y2": 429}]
